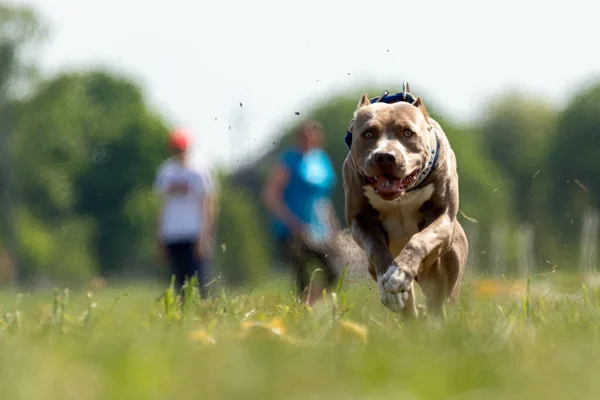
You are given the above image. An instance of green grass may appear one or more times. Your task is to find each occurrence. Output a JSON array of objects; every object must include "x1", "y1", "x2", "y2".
[{"x1": 1, "y1": 272, "x2": 600, "y2": 400}]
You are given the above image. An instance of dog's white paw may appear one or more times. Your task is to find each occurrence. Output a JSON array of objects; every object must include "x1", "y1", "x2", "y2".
[
  {"x1": 378, "y1": 276, "x2": 409, "y2": 312},
  {"x1": 381, "y1": 265, "x2": 413, "y2": 293}
]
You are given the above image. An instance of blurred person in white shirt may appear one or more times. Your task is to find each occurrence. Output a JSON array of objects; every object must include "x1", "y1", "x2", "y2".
[{"x1": 153, "y1": 128, "x2": 217, "y2": 298}]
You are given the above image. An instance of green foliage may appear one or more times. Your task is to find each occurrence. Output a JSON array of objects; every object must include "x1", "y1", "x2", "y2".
[
  {"x1": 547, "y1": 82, "x2": 600, "y2": 239},
  {"x1": 214, "y1": 175, "x2": 271, "y2": 286},
  {"x1": 0, "y1": 2, "x2": 47, "y2": 285},
  {"x1": 478, "y1": 92, "x2": 557, "y2": 222},
  {"x1": 14, "y1": 207, "x2": 97, "y2": 284},
  {"x1": 11, "y1": 70, "x2": 169, "y2": 281},
  {"x1": 440, "y1": 120, "x2": 513, "y2": 232}
]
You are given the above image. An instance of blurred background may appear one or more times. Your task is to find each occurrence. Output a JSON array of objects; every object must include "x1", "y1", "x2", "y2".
[{"x1": 0, "y1": 0, "x2": 599, "y2": 289}]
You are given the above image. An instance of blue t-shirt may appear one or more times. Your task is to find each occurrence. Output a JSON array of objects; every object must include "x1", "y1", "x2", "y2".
[{"x1": 270, "y1": 147, "x2": 337, "y2": 243}]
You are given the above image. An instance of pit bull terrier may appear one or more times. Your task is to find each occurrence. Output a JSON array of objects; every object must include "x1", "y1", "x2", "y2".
[{"x1": 342, "y1": 84, "x2": 468, "y2": 317}]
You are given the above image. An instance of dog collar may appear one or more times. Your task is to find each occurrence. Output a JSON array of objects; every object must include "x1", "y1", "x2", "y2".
[
  {"x1": 345, "y1": 81, "x2": 440, "y2": 192},
  {"x1": 405, "y1": 128, "x2": 439, "y2": 192}
]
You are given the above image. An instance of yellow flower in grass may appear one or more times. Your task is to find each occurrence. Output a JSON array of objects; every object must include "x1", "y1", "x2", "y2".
[
  {"x1": 240, "y1": 317, "x2": 286, "y2": 338},
  {"x1": 237, "y1": 317, "x2": 310, "y2": 346},
  {"x1": 338, "y1": 319, "x2": 368, "y2": 344},
  {"x1": 188, "y1": 329, "x2": 216, "y2": 344},
  {"x1": 473, "y1": 278, "x2": 527, "y2": 299},
  {"x1": 474, "y1": 279, "x2": 505, "y2": 297}
]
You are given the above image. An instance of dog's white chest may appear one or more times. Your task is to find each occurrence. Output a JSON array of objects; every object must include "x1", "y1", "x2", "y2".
[{"x1": 363, "y1": 184, "x2": 435, "y2": 257}]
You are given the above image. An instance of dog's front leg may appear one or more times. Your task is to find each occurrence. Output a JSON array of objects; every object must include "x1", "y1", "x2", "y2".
[
  {"x1": 380, "y1": 210, "x2": 455, "y2": 296},
  {"x1": 350, "y1": 215, "x2": 410, "y2": 312}
]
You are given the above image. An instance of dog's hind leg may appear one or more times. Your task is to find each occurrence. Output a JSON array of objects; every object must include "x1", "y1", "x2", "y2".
[
  {"x1": 448, "y1": 222, "x2": 469, "y2": 304},
  {"x1": 417, "y1": 258, "x2": 455, "y2": 315},
  {"x1": 417, "y1": 222, "x2": 468, "y2": 315}
]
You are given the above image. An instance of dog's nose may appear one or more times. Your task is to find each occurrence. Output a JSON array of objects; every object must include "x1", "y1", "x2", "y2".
[{"x1": 373, "y1": 152, "x2": 396, "y2": 166}]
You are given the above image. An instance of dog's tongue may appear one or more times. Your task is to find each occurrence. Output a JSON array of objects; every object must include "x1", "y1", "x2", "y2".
[
  {"x1": 373, "y1": 174, "x2": 405, "y2": 195},
  {"x1": 370, "y1": 170, "x2": 421, "y2": 197}
]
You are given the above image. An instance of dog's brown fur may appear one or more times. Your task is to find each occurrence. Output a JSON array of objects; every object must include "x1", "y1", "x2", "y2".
[{"x1": 342, "y1": 93, "x2": 468, "y2": 317}]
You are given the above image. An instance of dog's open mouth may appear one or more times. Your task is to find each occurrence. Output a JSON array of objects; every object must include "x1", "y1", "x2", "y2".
[{"x1": 366, "y1": 168, "x2": 420, "y2": 199}]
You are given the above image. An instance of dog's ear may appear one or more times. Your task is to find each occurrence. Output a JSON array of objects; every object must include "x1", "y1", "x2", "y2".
[
  {"x1": 413, "y1": 96, "x2": 430, "y2": 122},
  {"x1": 356, "y1": 93, "x2": 370, "y2": 110}
]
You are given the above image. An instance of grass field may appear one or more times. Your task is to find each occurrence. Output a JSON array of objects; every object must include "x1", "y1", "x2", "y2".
[{"x1": 1, "y1": 270, "x2": 600, "y2": 400}]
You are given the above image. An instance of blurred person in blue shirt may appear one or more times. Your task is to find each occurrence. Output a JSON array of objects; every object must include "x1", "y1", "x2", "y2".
[{"x1": 262, "y1": 120, "x2": 341, "y2": 305}]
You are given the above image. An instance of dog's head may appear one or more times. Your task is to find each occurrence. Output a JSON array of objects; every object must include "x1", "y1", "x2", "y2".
[{"x1": 350, "y1": 93, "x2": 435, "y2": 201}]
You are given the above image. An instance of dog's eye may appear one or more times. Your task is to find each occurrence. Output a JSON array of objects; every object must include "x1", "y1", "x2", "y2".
[
  {"x1": 364, "y1": 131, "x2": 373, "y2": 138},
  {"x1": 404, "y1": 129, "x2": 413, "y2": 137}
]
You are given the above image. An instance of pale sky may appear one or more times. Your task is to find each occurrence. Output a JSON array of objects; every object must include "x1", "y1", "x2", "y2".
[{"x1": 14, "y1": 0, "x2": 600, "y2": 172}]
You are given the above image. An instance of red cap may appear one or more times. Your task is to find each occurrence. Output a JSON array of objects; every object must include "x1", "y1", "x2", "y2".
[{"x1": 168, "y1": 129, "x2": 190, "y2": 151}]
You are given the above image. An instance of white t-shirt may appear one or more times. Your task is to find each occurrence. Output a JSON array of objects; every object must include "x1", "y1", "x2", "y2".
[{"x1": 153, "y1": 158, "x2": 214, "y2": 244}]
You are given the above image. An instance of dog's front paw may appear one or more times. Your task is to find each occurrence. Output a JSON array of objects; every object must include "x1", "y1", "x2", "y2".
[
  {"x1": 381, "y1": 265, "x2": 414, "y2": 294},
  {"x1": 378, "y1": 279, "x2": 409, "y2": 312}
]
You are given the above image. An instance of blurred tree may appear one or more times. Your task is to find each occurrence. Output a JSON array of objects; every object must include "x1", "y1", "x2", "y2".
[
  {"x1": 478, "y1": 91, "x2": 557, "y2": 223},
  {"x1": 546, "y1": 80, "x2": 600, "y2": 249},
  {"x1": 12, "y1": 70, "x2": 169, "y2": 283},
  {"x1": 0, "y1": 3, "x2": 46, "y2": 283},
  {"x1": 441, "y1": 122, "x2": 513, "y2": 234},
  {"x1": 477, "y1": 91, "x2": 557, "y2": 265}
]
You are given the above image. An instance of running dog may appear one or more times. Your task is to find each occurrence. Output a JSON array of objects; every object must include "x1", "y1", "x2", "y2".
[{"x1": 342, "y1": 84, "x2": 468, "y2": 317}]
